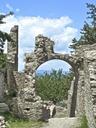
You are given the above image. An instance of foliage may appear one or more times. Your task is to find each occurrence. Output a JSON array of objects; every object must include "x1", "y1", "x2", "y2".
[
  {"x1": 0, "y1": 53, "x2": 7, "y2": 68},
  {"x1": 0, "y1": 11, "x2": 13, "y2": 53},
  {"x1": 0, "y1": 11, "x2": 13, "y2": 68},
  {"x1": 0, "y1": 31, "x2": 12, "y2": 53},
  {"x1": 36, "y1": 69, "x2": 74, "y2": 102},
  {"x1": 79, "y1": 115, "x2": 88, "y2": 128},
  {"x1": 0, "y1": 112, "x2": 43, "y2": 128},
  {"x1": 70, "y1": 3, "x2": 96, "y2": 49}
]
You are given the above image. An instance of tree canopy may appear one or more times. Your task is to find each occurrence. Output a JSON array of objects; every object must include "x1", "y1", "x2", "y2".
[
  {"x1": 0, "y1": 11, "x2": 14, "y2": 53},
  {"x1": 36, "y1": 69, "x2": 74, "y2": 102},
  {"x1": 0, "y1": 11, "x2": 13, "y2": 68},
  {"x1": 70, "y1": 3, "x2": 96, "y2": 49}
]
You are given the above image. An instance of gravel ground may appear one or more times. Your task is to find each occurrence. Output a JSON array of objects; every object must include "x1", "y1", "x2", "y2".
[{"x1": 41, "y1": 117, "x2": 80, "y2": 128}]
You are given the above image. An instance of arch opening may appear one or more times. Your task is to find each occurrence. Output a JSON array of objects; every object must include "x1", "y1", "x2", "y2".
[{"x1": 35, "y1": 59, "x2": 77, "y2": 117}]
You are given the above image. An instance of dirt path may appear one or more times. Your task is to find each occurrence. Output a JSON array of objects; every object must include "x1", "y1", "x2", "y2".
[{"x1": 41, "y1": 117, "x2": 80, "y2": 128}]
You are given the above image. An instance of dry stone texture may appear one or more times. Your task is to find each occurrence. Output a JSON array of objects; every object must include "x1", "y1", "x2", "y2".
[
  {"x1": 0, "y1": 116, "x2": 6, "y2": 128},
  {"x1": 0, "y1": 70, "x2": 5, "y2": 102}
]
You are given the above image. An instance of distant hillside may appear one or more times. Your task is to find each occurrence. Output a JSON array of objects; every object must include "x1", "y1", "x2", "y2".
[
  {"x1": 36, "y1": 69, "x2": 69, "y2": 76},
  {"x1": 36, "y1": 70, "x2": 51, "y2": 76}
]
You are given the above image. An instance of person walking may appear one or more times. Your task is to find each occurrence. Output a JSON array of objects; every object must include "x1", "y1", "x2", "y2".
[
  {"x1": 41, "y1": 103, "x2": 50, "y2": 122},
  {"x1": 49, "y1": 101, "x2": 56, "y2": 118}
]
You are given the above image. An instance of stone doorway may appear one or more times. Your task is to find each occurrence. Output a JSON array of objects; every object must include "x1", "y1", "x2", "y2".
[{"x1": 35, "y1": 59, "x2": 74, "y2": 118}]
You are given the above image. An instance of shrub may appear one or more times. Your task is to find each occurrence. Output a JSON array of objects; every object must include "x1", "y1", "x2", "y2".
[
  {"x1": 80, "y1": 115, "x2": 88, "y2": 128},
  {"x1": 36, "y1": 69, "x2": 74, "y2": 102}
]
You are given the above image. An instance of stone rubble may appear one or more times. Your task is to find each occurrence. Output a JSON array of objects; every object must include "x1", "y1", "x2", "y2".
[{"x1": 0, "y1": 116, "x2": 6, "y2": 128}]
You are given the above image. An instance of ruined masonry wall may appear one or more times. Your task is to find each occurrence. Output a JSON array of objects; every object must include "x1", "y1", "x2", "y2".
[
  {"x1": 6, "y1": 32, "x2": 82, "y2": 120},
  {"x1": 84, "y1": 50, "x2": 96, "y2": 128},
  {"x1": 7, "y1": 25, "x2": 18, "y2": 94},
  {"x1": 75, "y1": 45, "x2": 96, "y2": 128},
  {"x1": 6, "y1": 26, "x2": 96, "y2": 128},
  {"x1": 15, "y1": 34, "x2": 78, "y2": 119},
  {"x1": 0, "y1": 70, "x2": 5, "y2": 102},
  {"x1": 76, "y1": 70, "x2": 85, "y2": 116}
]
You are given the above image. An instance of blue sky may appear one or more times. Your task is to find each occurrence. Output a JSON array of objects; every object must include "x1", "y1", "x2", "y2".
[
  {"x1": 1, "y1": 0, "x2": 95, "y2": 29},
  {"x1": 0, "y1": 0, "x2": 95, "y2": 72}
]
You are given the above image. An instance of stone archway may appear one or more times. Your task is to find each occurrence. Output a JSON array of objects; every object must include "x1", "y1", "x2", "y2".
[
  {"x1": 24, "y1": 34, "x2": 79, "y2": 118},
  {"x1": 6, "y1": 26, "x2": 80, "y2": 120}
]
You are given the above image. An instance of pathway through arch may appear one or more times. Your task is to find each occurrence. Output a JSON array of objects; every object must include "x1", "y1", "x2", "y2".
[{"x1": 41, "y1": 117, "x2": 80, "y2": 128}]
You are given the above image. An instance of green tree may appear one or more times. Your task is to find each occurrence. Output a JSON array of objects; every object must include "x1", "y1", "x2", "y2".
[
  {"x1": 0, "y1": 11, "x2": 13, "y2": 68},
  {"x1": 0, "y1": 11, "x2": 14, "y2": 53},
  {"x1": 70, "y1": 3, "x2": 96, "y2": 49},
  {"x1": 87, "y1": 3, "x2": 96, "y2": 27},
  {"x1": 35, "y1": 69, "x2": 74, "y2": 102}
]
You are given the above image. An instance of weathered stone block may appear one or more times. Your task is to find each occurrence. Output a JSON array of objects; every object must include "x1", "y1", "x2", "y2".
[{"x1": 0, "y1": 103, "x2": 9, "y2": 113}]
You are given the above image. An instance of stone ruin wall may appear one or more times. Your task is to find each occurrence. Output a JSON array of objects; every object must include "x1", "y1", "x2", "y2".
[
  {"x1": 84, "y1": 46, "x2": 96, "y2": 128},
  {"x1": 0, "y1": 25, "x2": 96, "y2": 128},
  {"x1": 6, "y1": 26, "x2": 79, "y2": 120},
  {"x1": 74, "y1": 45, "x2": 96, "y2": 128},
  {"x1": 7, "y1": 25, "x2": 18, "y2": 95},
  {"x1": 0, "y1": 69, "x2": 6, "y2": 102}
]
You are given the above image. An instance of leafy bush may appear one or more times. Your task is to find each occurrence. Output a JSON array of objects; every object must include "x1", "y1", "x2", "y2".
[
  {"x1": 0, "y1": 53, "x2": 6, "y2": 68},
  {"x1": 36, "y1": 69, "x2": 74, "y2": 102}
]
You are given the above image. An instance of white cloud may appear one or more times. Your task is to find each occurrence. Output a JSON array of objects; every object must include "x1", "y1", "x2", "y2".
[
  {"x1": 0, "y1": 15, "x2": 78, "y2": 71},
  {"x1": 6, "y1": 3, "x2": 20, "y2": 13},
  {"x1": 6, "y1": 3, "x2": 13, "y2": 11},
  {"x1": 16, "y1": 8, "x2": 20, "y2": 12}
]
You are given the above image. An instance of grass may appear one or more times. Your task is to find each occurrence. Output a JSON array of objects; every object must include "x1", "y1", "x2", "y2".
[
  {"x1": 79, "y1": 115, "x2": 88, "y2": 128},
  {"x1": 0, "y1": 112, "x2": 89, "y2": 128},
  {"x1": 7, "y1": 120, "x2": 43, "y2": 128},
  {"x1": 0, "y1": 112, "x2": 44, "y2": 128}
]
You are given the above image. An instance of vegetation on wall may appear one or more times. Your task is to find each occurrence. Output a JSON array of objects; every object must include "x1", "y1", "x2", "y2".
[
  {"x1": 0, "y1": 53, "x2": 7, "y2": 68},
  {"x1": 36, "y1": 69, "x2": 74, "y2": 102}
]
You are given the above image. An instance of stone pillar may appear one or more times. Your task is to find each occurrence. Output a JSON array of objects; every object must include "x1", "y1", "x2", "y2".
[
  {"x1": 35, "y1": 34, "x2": 54, "y2": 64},
  {"x1": 67, "y1": 77, "x2": 75, "y2": 116},
  {"x1": 76, "y1": 70, "x2": 85, "y2": 116},
  {"x1": 0, "y1": 70, "x2": 5, "y2": 102},
  {"x1": 35, "y1": 35, "x2": 48, "y2": 64},
  {"x1": 7, "y1": 25, "x2": 18, "y2": 95}
]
